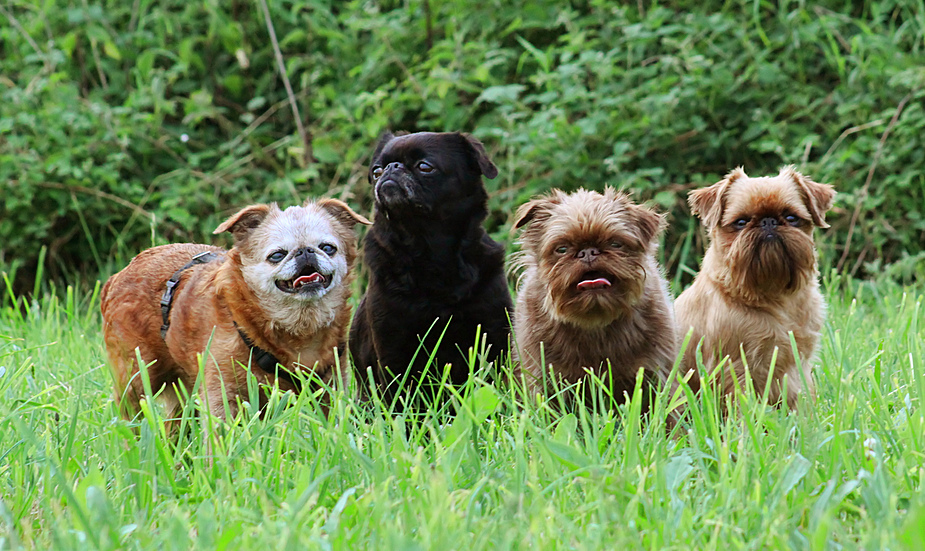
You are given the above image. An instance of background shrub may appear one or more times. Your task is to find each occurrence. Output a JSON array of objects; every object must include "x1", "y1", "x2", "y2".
[{"x1": 1, "y1": 0, "x2": 923, "y2": 292}]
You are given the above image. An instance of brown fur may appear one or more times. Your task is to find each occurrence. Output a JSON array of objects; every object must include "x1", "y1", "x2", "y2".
[
  {"x1": 101, "y1": 198, "x2": 369, "y2": 421},
  {"x1": 512, "y1": 188, "x2": 678, "y2": 405},
  {"x1": 676, "y1": 166, "x2": 835, "y2": 407}
]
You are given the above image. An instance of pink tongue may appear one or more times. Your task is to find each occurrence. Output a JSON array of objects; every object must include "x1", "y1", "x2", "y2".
[
  {"x1": 293, "y1": 273, "x2": 323, "y2": 288},
  {"x1": 577, "y1": 278, "x2": 611, "y2": 290}
]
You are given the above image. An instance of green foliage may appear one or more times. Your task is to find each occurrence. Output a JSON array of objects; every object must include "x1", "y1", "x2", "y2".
[{"x1": 1, "y1": 0, "x2": 924, "y2": 289}]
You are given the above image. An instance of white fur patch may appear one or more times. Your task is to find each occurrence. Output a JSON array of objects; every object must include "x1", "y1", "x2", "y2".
[{"x1": 238, "y1": 204, "x2": 350, "y2": 332}]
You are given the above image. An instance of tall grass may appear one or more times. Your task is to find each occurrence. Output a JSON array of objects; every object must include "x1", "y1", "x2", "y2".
[{"x1": 0, "y1": 272, "x2": 923, "y2": 549}]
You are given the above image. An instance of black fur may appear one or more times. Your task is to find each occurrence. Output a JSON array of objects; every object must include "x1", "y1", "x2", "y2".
[{"x1": 350, "y1": 131, "x2": 513, "y2": 407}]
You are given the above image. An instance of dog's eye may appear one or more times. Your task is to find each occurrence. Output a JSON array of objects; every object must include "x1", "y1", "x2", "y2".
[
  {"x1": 319, "y1": 243, "x2": 337, "y2": 256},
  {"x1": 733, "y1": 218, "x2": 749, "y2": 230},
  {"x1": 417, "y1": 161, "x2": 434, "y2": 173},
  {"x1": 267, "y1": 250, "x2": 287, "y2": 263},
  {"x1": 610, "y1": 241, "x2": 623, "y2": 249},
  {"x1": 555, "y1": 246, "x2": 568, "y2": 254},
  {"x1": 785, "y1": 214, "x2": 800, "y2": 226},
  {"x1": 371, "y1": 167, "x2": 383, "y2": 180}
]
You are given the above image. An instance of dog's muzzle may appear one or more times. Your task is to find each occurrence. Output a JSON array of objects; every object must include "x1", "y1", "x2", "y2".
[
  {"x1": 374, "y1": 163, "x2": 416, "y2": 205},
  {"x1": 275, "y1": 253, "x2": 334, "y2": 294}
]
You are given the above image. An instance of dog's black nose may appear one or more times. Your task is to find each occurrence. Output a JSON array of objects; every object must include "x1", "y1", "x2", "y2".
[
  {"x1": 294, "y1": 247, "x2": 316, "y2": 257},
  {"x1": 760, "y1": 217, "x2": 779, "y2": 229},
  {"x1": 576, "y1": 247, "x2": 600, "y2": 260},
  {"x1": 386, "y1": 161, "x2": 405, "y2": 172}
]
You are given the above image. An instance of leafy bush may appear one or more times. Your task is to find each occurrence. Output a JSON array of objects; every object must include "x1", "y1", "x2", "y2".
[{"x1": 1, "y1": 0, "x2": 923, "y2": 292}]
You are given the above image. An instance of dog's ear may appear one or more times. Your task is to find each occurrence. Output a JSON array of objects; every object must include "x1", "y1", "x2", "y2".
[
  {"x1": 604, "y1": 187, "x2": 664, "y2": 247},
  {"x1": 785, "y1": 166, "x2": 835, "y2": 228},
  {"x1": 513, "y1": 192, "x2": 563, "y2": 231},
  {"x1": 214, "y1": 204, "x2": 272, "y2": 241},
  {"x1": 689, "y1": 167, "x2": 745, "y2": 228},
  {"x1": 369, "y1": 131, "x2": 396, "y2": 184},
  {"x1": 460, "y1": 133, "x2": 499, "y2": 180},
  {"x1": 315, "y1": 198, "x2": 372, "y2": 228},
  {"x1": 630, "y1": 203, "x2": 666, "y2": 247}
]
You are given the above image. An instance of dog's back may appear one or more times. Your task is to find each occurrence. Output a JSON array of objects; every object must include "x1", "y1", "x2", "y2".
[{"x1": 102, "y1": 243, "x2": 223, "y2": 418}]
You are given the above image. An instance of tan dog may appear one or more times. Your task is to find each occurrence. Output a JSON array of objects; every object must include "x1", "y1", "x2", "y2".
[
  {"x1": 676, "y1": 166, "x2": 835, "y2": 407},
  {"x1": 512, "y1": 188, "x2": 678, "y2": 407},
  {"x1": 101, "y1": 199, "x2": 370, "y2": 421}
]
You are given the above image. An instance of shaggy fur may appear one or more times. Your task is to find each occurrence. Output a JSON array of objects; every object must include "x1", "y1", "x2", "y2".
[
  {"x1": 350, "y1": 131, "x2": 513, "y2": 406},
  {"x1": 675, "y1": 166, "x2": 835, "y2": 407},
  {"x1": 512, "y1": 188, "x2": 678, "y2": 406},
  {"x1": 101, "y1": 199, "x2": 369, "y2": 421}
]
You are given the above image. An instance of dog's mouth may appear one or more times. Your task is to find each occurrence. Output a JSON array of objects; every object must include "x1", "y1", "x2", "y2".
[
  {"x1": 576, "y1": 271, "x2": 613, "y2": 291},
  {"x1": 762, "y1": 230, "x2": 782, "y2": 243},
  {"x1": 275, "y1": 266, "x2": 333, "y2": 294}
]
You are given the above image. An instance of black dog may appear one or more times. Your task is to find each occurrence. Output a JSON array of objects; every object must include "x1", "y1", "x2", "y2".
[{"x1": 350, "y1": 131, "x2": 513, "y2": 407}]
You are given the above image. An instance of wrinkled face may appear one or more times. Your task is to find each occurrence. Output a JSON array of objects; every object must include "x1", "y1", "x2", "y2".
[
  {"x1": 518, "y1": 189, "x2": 662, "y2": 327},
  {"x1": 236, "y1": 205, "x2": 349, "y2": 303},
  {"x1": 691, "y1": 167, "x2": 835, "y2": 297},
  {"x1": 368, "y1": 131, "x2": 497, "y2": 214}
]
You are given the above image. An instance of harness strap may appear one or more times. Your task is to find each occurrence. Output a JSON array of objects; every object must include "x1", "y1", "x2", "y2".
[
  {"x1": 233, "y1": 322, "x2": 299, "y2": 390},
  {"x1": 159, "y1": 249, "x2": 300, "y2": 390},
  {"x1": 160, "y1": 251, "x2": 220, "y2": 339}
]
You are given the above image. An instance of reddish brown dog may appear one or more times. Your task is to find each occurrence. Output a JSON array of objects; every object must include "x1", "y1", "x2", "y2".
[
  {"x1": 676, "y1": 166, "x2": 835, "y2": 408},
  {"x1": 101, "y1": 199, "x2": 369, "y2": 421}
]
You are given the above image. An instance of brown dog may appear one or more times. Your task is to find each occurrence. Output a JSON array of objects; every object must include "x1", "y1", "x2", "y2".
[
  {"x1": 101, "y1": 199, "x2": 369, "y2": 421},
  {"x1": 675, "y1": 166, "x2": 835, "y2": 407},
  {"x1": 512, "y1": 188, "x2": 678, "y2": 407}
]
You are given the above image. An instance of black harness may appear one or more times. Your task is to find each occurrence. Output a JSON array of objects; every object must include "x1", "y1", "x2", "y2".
[
  {"x1": 160, "y1": 251, "x2": 219, "y2": 339},
  {"x1": 159, "y1": 251, "x2": 298, "y2": 389},
  {"x1": 233, "y1": 321, "x2": 300, "y2": 390}
]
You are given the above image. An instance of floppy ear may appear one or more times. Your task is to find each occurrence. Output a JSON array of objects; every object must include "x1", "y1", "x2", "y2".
[
  {"x1": 603, "y1": 187, "x2": 664, "y2": 247},
  {"x1": 630, "y1": 203, "x2": 666, "y2": 247},
  {"x1": 315, "y1": 198, "x2": 372, "y2": 228},
  {"x1": 368, "y1": 131, "x2": 396, "y2": 184},
  {"x1": 688, "y1": 167, "x2": 745, "y2": 228},
  {"x1": 460, "y1": 133, "x2": 499, "y2": 179},
  {"x1": 513, "y1": 192, "x2": 563, "y2": 232},
  {"x1": 513, "y1": 200, "x2": 547, "y2": 230},
  {"x1": 787, "y1": 167, "x2": 835, "y2": 228},
  {"x1": 214, "y1": 204, "x2": 272, "y2": 242}
]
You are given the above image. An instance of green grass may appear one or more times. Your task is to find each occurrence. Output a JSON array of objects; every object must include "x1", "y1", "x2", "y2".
[{"x1": 1, "y1": 273, "x2": 924, "y2": 550}]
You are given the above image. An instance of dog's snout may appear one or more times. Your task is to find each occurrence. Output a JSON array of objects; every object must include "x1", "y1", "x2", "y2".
[
  {"x1": 386, "y1": 161, "x2": 405, "y2": 172},
  {"x1": 760, "y1": 217, "x2": 779, "y2": 229},
  {"x1": 294, "y1": 246, "x2": 316, "y2": 257},
  {"x1": 576, "y1": 247, "x2": 601, "y2": 260}
]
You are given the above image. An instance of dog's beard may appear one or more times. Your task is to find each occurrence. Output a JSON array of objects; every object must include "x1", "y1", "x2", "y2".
[
  {"x1": 724, "y1": 227, "x2": 816, "y2": 299},
  {"x1": 541, "y1": 256, "x2": 647, "y2": 328}
]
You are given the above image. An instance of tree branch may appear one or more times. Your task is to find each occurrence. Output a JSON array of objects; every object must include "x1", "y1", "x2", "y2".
[{"x1": 257, "y1": 0, "x2": 313, "y2": 166}]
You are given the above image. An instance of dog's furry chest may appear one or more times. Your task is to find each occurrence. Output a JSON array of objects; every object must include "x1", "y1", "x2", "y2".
[
  {"x1": 365, "y1": 239, "x2": 494, "y2": 299},
  {"x1": 550, "y1": 326, "x2": 652, "y2": 382},
  {"x1": 752, "y1": 302, "x2": 821, "y2": 369},
  {"x1": 712, "y1": 286, "x2": 824, "y2": 371},
  {"x1": 352, "y1": 230, "x2": 513, "y2": 388},
  {"x1": 518, "y1": 286, "x2": 669, "y2": 382}
]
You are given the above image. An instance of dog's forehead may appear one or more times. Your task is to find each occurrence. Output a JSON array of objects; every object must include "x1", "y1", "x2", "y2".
[
  {"x1": 378, "y1": 132, "x2": 460, "y2": 163},
  {"x1": 723, "y1": 176, "x2": 811, "y2": 220},
  {"x1": 255, "y1": 205, "x2": 338, "y2": 247},
  {"x1": 546, "y1": 192, "x2": 636, "y2": 239}
]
